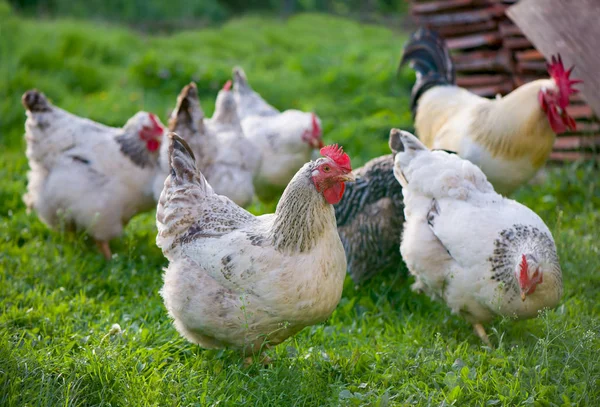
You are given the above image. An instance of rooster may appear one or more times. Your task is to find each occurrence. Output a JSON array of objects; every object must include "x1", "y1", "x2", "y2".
[
  {"x1": 334, "y1": 155, "x2": 405, "y2": 283},
  {"x1": 400, "y1": 28, "x2": 582, "y2": 196},
  {"x1": 22, "y1": 89, "x2": 165, "y2": 259},
  {"x1": 389, "y1": 129, "x2": 563, "y2": 345},
  {"x1": 157, "y1": 133, "x2": 354, "y2": 360},
  {"x1": 232, "y1": 67, "x2": 324, "y2": 201}
]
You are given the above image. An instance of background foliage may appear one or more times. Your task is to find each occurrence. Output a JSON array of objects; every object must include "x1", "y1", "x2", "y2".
[{"x1": 1, "y1": 1, "x2": 599, "y2": 405}]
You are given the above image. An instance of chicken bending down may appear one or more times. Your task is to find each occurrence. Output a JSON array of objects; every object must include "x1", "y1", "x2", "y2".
[
  {"x1": 232, "y1": 67, "x2": 324, "y2": 202},
  {"x1": 334, "y1": 155, "x2": 405, "y2": 283},
  {"x1": 400, "y1": 28, "x2": 582, "y2": 196},
  {"x1": 389, "y1": 129, "x2": 562, "y2": 346},
  {"x1": 157, "y1": 133, "x2": 354, "y2": 357},
  {"x1": 22, "y1": 89, "x2": 165, "y2": 259}
]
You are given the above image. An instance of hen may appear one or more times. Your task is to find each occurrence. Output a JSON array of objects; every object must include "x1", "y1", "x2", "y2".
[
  {"x1": 389, "y1": 129, "x2": 563, "y2": 345},
  {"x1": 157, "y1": 133, "x2": 354, "y2": 358},
  {"x1": 232, "y1": 67, "x2": 324, "y2": 201},
  {"x1": 334, "y1": 155, "x2": 405, "y2": 283},
  {"x1": 400, "y1": 28, "x2": 582, "y2": 195},
  {"x1": 153, "y1": 82, "x2": 210, "y2": 201},
  {"x1": 22, "y1": 89, "x2": 165, "y2": 259},
  {"x1": 202, "y1": 80, "x2": 260, "y2": 207}
]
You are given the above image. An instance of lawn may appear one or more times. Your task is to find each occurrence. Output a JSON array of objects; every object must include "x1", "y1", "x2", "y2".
[{"x1": 1, "y1": 3, "x2": 599, "y2": 406}]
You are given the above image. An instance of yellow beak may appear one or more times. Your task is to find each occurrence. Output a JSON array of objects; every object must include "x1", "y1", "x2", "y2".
[
  {"x1": 521, "y1": 292, "x2": 526, "y2": 302},
  {"x1": 338, "y1": 173, "x2": 356, "y2": 183}
]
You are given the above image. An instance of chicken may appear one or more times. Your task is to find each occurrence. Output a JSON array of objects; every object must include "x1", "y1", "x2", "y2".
[
  {"x1": 334, "y1": 155, "x2": 405, "y2": 283},
  {"x1": 22, "y1": 89, "x2": 165, "y2": 259},
  {"x1": 152, "y1": 82, "x2": 211, "y2": 201},
  {"x1": 400, "y1": 28, "x2": 582, "y2": 196},
  {"x1": 201, "y1": 80, "x2": 260, "y2": 207},
  {"x1": 156, "y1": 133, "x2": 354, "y2": 358},
  {"x1": 389, "y1": 128, "x2": 563, "y2": 345},
  {"x1": 232, "y1": 67, "x2": 324, "y2": 201}
]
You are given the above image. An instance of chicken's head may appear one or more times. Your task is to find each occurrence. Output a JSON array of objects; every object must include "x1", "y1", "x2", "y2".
[
  {"x1": 516, "y1": 254, "x2": 544, "y2": 301},
  {"x1": 212, "y1": 81, "x2": 238, "y2": 123},
  {"x1": 311, "y1": 144, "x2": 354, "y2": 204},
  {"x1": 301, "y1": 113, "x2": 324, "y2": 149},
  {"x1": 125, "y1": 112, "x2": 165, "y2": 152},
  {"x1": 539, "y1": 55, "x2": 582, "y2": 134}
]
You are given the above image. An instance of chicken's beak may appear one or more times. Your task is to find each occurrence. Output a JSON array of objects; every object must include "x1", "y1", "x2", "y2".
[
  {"x1": 338, "y1": 173, "x2": 356, "y2": 183},
  {"x1": 520, "y1": 292, "x2": 526, "y2": 302}
]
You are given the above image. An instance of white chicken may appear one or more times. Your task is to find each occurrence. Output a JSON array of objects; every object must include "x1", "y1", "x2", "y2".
[
  {"x1": 22, "y1": 89, "x2": 165, "y2": 259},
  {"x1": 232, "y1": 67, "x2": 324, "y2": 201},
  {"x1": 152, "y1": 82, "x2": 211, "y2": 201},
  {"x1": 201, "y1": 80, "x2": 260, "y2": 207},
  {"x1": 389, "y1": 129, "x2": 563, "y2": 345},
  {"x1": 156, "y1": 133, "x2": 354, "y2": 359}
]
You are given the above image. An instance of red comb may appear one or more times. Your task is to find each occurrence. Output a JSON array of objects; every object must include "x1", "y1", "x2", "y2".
[
  {"x1": 547, "y1": 55, "x2": 583, "y2": 108},
  {"x1": 223, "y1": 80, "x2": 232, "y2": 91},
  {"x1": 320, "y1": 144, "x2": 351, "y2": 172},
  {"x1": 149, "y1": 113, "x2": 164, "y2": 134},
  {"x1": 518, "y1": 254, "x2": 529, "y2": 287},
  {"x1": 311, "y1": 113, "x2": 321, "y2": 135}
]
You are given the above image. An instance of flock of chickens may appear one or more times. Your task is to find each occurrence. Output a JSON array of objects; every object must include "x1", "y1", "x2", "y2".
[{"x1": 21, "y1": 28, "x2": 580, "y2": 359}]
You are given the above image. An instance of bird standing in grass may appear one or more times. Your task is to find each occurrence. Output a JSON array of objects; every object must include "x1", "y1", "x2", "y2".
[
  {"x1": 22, "y1": 89, "x2": 165, "y2": 259},
  {"x1": 400, "y1": 28, "x2": 582, "y2": 196},
  {"x1": 390, "y1": 129, "x2": 562, "y2": 346},
  {"x1": 232, "y1": 67, "x2": 325, "y2": 202},
  {"x1": 157, "y1": 133, "x2": 354, "y2": 361},
  {"x1": 334, "y1": 154, "x2": 405, "y2": 284}
]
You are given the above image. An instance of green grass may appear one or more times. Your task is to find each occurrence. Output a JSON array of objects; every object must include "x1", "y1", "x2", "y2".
[{"x1": 1, "y1": 5, "x2": 600, "y2": 406}]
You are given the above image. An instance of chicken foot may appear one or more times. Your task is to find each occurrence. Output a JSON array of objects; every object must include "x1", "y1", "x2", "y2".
[
  {"x1": 473, "y1": 323, "x2": 492, "y2": 347},
  {"x1": 96, "y1": 241, "x2": 112, "y2": 260}
]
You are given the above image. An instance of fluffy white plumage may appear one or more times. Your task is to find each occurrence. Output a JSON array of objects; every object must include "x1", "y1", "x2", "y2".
[
  {"x1": 157, "y1": 134, "x2": 351, "y2": 354},
  {"x1": 390, "y1": 129, "x2": 562, "y2": 344},
  {"x1": 232, "y1": 67, "x2": 324, "y2": 201},
  {"x1": 22, "y1": 90, "x2": 165, "y2": 258}
]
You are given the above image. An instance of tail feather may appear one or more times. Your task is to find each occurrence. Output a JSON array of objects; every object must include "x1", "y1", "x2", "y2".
[
  {"x1": 232, "y1": 66, "x2": 250, "y2": 91},
  {"x1": 169, "y1": 82, "x2": 204, "y2": 132},
  {"x1": 22, "y1": 90, "x2": 52, "y2": 112},
  {"x1": 400, "y1": 28, "x2": 455, "y2": 113},
  {"x1": 389, "y1": 128, "x2": 427, "y2": 187}
]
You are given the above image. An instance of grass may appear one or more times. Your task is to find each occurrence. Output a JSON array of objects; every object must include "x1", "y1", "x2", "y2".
[{"x1": 1, "y1": 4, "x2": 599, "y2": 406}]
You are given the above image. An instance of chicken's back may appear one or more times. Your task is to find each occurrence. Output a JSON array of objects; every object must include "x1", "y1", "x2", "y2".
[
  {"x1": 415, "y1": 86, "x2": 486, "y2": 150},
  {"x1": 335, "y1": 155, "x2": 405, "y2": 283}
]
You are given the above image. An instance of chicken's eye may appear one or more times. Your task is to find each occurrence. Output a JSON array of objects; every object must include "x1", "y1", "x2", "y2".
[{"x1": 322, "y1": 165, "x2": 331, "y2": 173}]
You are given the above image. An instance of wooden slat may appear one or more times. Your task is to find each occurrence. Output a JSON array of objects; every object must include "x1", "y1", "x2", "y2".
[
  {"x1": 412, "y1": 0, "x2": 480, "y2": 15},
  {"x1": 498, "y1": 22, "x2": 522, "y2": 37},
  {"x1": 574, "y1": 121, "x2": 600, "y2": 132},
  {"x1": 516, "y1": 60, "x2": 547, "y2": 73},
  {"x1": 435, "y1": 20, "x2": 497, "y2": 37},
  {"x1": 567, "y1": 104, "x2": 596, "y2": 120},
  {"x1": 503, "y1": 36, "x2": 533, "y2": 49},
  {"x1": 507, "y1": 0, "x2": 600, "y2": 117},
  {"x1": 550, "y1": 151, "x2": 600, "y2": 161},
  {"x1": 446, "y1": 32, "x2": 502, "y2": 50},
  {"x1": 416, "y1": 5, "x2": 506, "y2": 27},
  {"x1": 515, "y1": 49, "x2": 544, "y2": 62},
  {"x1": 554, "y1": 135, "x2": 600, "y2": 150},
  {"x1": 453, "y1": 49, "x2": 513, "y2": 73},
  {"x1": 456, "y1": 74, "x2": 510, "y2": 87}
]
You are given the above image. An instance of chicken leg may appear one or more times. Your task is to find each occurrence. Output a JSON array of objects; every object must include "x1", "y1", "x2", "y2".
[
  {"x1": 473, "y1": 323, "x2": 492, "y2": 347},
  {"x1": 96, "y1": 241, "x2": 112, "y2": 260}
]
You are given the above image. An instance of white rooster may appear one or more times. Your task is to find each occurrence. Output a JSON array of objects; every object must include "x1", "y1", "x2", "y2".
[
  {"x1": 389, "y1": 129, "x2": 563, "y2": 345},
  {"x1": 22, "y1": 90, "x2": 165, "y2": 259},
  {"x1": 232, "y1": 67, "x2": 324, "y2": 201},
  {"x1": 156, "y1": 133, "x2": 354, "y2": 361}
]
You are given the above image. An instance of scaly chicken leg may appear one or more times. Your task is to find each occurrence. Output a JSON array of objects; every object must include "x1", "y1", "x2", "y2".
[
  {"x1": 473, "y1": 323, "x2": 492, "y2": 347},
  {"x1": 96, "y1": 241, "x2": 112, "y2": 260}
]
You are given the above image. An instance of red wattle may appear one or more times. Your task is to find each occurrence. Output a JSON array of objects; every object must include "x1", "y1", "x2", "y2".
[
  {"x1": 147, "y1": 139, "x2": 160, "y2": 152},
  {"x1": 323, "y1": 182, "x2": 345, "y2": 205}
]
